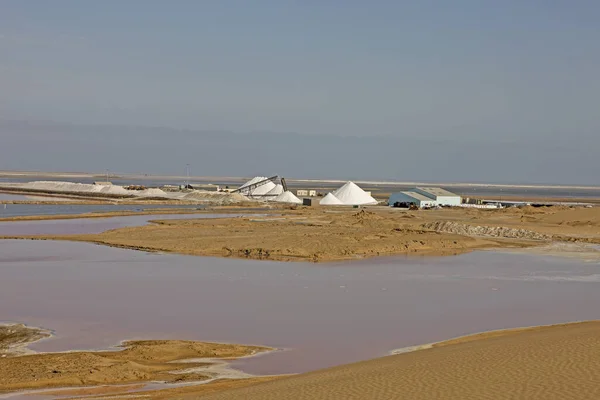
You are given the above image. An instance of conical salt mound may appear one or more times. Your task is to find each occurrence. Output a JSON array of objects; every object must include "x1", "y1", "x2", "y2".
[
  {"x1": 320, "y1": 192, "x2": 344, "y2": 205},
  {"x1": 240, "y1": 176, "x2": 265, "y2": 188},
  {"x1": 250, "y1": 180, "x2": 277, "y2": 196},
  {"x1": 274, "y1": 191, "x2": 302, "y2": 204},
  {"x1": 265, "y1": 184, "x2": 284, "y2": 196},
  {"x1": 239, "y1": 176, "x2": 276, "y2": 196},
  {"x1": 332, "y1": 181, "x2": 378, "y2": 205}
]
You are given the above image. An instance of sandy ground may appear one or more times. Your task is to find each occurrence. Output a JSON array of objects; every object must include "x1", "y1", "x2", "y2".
[
  {"x1": 12, "y1": 205, "x2": 600, "y2": 262},
  {"x1": 0, "y1": 334, "x2": 270, "y2": 394},
  {"x1": 190, "y1": 321, "x2": 600, "y2": 400}
]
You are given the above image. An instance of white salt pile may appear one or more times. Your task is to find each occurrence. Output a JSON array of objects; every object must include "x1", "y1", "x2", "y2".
[
  {"x1": 0, "y1": 180, "x2": 253, "y2": 205},
  {"x1": 137, "y1": 188, "x2": 169, "y2": 197},
  {"x1": 12, "y1": 181, "x2": 131, "y2": 196},
  {"x1": 238, "y1": 177, "x2": 277, "y2": 197},
  {"x1": 180, "y1": 190, "x2": 249, "y2": 204},
  {"x1": 319, "y1": 192, "x2": 344, "y2": 205},
  {"x1": 274, "y1": 191, "x2": 302, "y2": 204},
  {"x1": 332, "y1": 182, "x2": 378, "y2": 205},
  {"x1": 264, "y1": 184, "x2": 284, "y2": 198}
]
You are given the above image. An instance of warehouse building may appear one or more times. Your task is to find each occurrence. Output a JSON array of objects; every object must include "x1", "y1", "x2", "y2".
[
  {"x1": 388, "y1": 191, "x2": 437, "y2": 208},
  {"x1": 388, "y1": 187, "x2": 461, "y2": 208},
  {"x1": 413, "y1": 187, "x2": 462, "y2": 206}
]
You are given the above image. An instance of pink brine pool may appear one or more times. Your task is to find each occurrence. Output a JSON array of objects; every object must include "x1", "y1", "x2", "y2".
[{"x1": 1, "y1": 239, "x2": 599, "y2": 377}]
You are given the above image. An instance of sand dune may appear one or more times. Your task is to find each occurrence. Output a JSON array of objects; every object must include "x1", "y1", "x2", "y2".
[{"x1": 195, "y1": 322, "x2": 600, "y2": 400}]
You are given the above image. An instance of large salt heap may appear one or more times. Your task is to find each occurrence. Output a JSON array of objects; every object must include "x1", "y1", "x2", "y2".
[
  {"x1": 12, "y1": 181, "x2": 170, "y2": 198},
  {"x1": 264, "y1": 184, "x2": 284, "y2": 199},
  {"x1": 238, "y1": 177, "x2": 277, "y2": 198},
  {"x1": 319, "y1": 192, "x2": 344, "y2": 205},
  {"x1": 331, "y1": 182, "x2": 378, "y2": 206},
  {"x1": 274, "y1": 191, "x2": 302, "y2": 204}
]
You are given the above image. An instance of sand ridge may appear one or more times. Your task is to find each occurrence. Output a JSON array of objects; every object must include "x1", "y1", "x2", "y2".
[{"x1": 12, "y1": 205, "x2": 600, "y2": 262}]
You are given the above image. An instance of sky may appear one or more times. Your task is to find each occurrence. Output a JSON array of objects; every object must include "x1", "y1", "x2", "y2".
[{"x1": 1, "y1": 1, "x2": 599, "y2": 183}]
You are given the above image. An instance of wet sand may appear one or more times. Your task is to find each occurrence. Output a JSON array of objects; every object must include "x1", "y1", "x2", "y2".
[
  {"x1": 0, "y1": 338, "x2": 269, "y2": 394},
  {"x1": 0, "y1": 324, "x2": 51, "y2": 357}
]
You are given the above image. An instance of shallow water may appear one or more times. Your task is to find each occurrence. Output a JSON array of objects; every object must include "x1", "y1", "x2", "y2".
[
  {"x1": 1, "y1": 240, "x2": 599, "y2": 378},
  {"x1": 0, "y1": 213, "x2": 239, "y2": 235},
  {"x1": 0, "y1": 203, "x2": 201, "y2": 218},
  {"x1": 0, "y1": 193, "x2": 30, "y2": 201}
]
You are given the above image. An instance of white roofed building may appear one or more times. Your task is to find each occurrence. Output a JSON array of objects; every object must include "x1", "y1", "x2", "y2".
[
  {"x1": 413, "y1": 187, "x2": 461, "y2": 206},
  {"x1": 388, "y1": 187, "x2": 461, "y2": 207},
  {"x1": 388, "y1": 191, "x2": 437, "y2": 208}
]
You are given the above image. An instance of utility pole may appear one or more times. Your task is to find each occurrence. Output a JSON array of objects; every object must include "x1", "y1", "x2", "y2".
[
  {"x1": 186, "y1": 163, "x2": 190, "y2": 188},
  {"x1": 106, "y1": 169, "x2": 109, "y2": 183}
]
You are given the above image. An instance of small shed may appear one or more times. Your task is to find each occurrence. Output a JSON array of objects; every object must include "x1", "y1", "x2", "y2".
[{"x1": 297, "y1": 189, "x2": 318, "y2": 197}]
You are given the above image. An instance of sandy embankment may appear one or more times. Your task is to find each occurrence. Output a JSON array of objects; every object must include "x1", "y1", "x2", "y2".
[
  {"x1": 7, "y1": 208, "x2": 505, "y2": 262},
  {"x1": 192, "y1": 321, "x2": 600, "y2": 400},
  {"x1": 0, "y1": 323, "x2": 274, "y2": 395},
  {"x1": 8, "y1": 205, "x2": 600, "y2": 262}
]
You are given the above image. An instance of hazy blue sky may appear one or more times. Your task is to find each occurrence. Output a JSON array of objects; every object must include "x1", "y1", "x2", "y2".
[{"x1": 1, "y1": 1, "x2": 599, "y2": 183}]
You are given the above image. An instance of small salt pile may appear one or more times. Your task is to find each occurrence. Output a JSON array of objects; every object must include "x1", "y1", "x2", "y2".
[
  {"x1": 331, "y1": 182, "x2": 378, "y2": 205},
  {"x1": 320, "y1": 192, "x2": 344, "y2": 205},
  {"x1": 274, "y1": 191, "x2": 302, "y2": 204}
]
